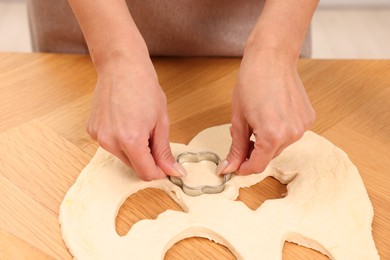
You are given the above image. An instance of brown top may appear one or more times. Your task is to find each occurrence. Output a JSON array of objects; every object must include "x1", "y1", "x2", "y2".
[{"x1": 27, "y1": 0, "x2": 311, "y2": 57}]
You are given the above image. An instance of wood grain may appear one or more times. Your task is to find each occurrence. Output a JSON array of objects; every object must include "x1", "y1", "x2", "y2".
[
  {"x1": 0, "y1": 229, "x2": 51, "y2": 259},
  {"x1": 0, "y1": 53, "x2": 389, "y2": 259}
]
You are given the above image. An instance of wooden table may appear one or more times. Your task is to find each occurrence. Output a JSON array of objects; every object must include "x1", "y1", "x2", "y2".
[{"x1": 0, "y1": 53, "x2": 389, "y2": 259}]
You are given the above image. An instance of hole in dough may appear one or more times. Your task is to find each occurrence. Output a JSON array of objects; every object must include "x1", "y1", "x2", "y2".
[
  {"x1": 236, "y1": 176, "x2": 287, "y2": 210},
  {"x1": 283, "y1": 240, "x2": 330, "y2": 259},
  {"x1": 115, "y1": 188, "x2": 184, "y2": 236},
  {"x1": 164, "y1": 235, "x2": 236, "y2": 259}
]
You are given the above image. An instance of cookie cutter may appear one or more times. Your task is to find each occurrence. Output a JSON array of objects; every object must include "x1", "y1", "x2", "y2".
[{"x1": 169, "y1": 151, "x2": 232, "y2": 196}]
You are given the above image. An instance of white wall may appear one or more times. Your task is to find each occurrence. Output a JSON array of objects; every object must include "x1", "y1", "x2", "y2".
[{"x1": 319, "y1": 0, "x2": 390, "y2": 7}]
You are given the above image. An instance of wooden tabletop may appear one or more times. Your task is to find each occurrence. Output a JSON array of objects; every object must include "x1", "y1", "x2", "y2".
[{"x1": 0, "y1": 53, "x2": 389, "y2": 259}]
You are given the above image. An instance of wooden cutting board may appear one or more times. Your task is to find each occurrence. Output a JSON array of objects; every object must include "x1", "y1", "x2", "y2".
[{"x1": 0, "y1": 53, "x2": 389, "y2": 259}]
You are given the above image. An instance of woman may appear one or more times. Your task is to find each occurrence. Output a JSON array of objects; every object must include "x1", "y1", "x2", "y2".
[{"x1": 28, "y1": 0, "x2": 317, "y2": 181}]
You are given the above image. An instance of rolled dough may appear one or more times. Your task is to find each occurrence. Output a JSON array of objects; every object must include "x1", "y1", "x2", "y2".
[{"x1": 59, "y1": 125, "x2": 379, "y2": 259}]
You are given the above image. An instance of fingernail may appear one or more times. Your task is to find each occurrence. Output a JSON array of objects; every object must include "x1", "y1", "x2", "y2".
[
  {"x1": 172, "y1": 162, "x2": 187, "y2": 177},
  {"x1": 216, "y1": 159, "x2": 229, "y2": 175}
]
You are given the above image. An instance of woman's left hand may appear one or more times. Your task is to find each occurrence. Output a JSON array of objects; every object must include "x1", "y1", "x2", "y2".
[{"x1": 219, "y1": 50, "x2": 316, "y2": 175}]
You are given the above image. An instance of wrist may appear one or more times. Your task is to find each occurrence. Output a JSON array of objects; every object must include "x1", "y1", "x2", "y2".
[
  {"x1": 92, "y1": 44, "x2": 151, "y2": 72},
  {"x1": 243, "y1": 44, "x2": 299, "y2": 71},
  {"x1": 92, "y1": 44, "x2": 158, "y2": 86},
  {"x1": 93, "y1": 55, "x2": 160, "y2": 99},
  {"x1": 244, "y1": 34, "x2": 300, "y2": 67}
]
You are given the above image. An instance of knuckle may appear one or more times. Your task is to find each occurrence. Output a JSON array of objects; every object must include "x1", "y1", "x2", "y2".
[
  {"x1": 154, "y1": 147, "x2": 173, "y2": 164},
  {"x1": 86, "y1": 127, "x2": 97, "y2": 141},
  {"x1": 229, "y1": 124, "x2": 236, "y2": 139},
  {"x1": 304, "y1": 108, "x2": 317, "y2": 127},
  {"x1": 86, "y1": 122, "x2": 97, "y2": 140},
  {"x1": 120, "y1": 132, "x2": 144, "y2": 150},
  {"x1": 261, "y1": 126, "x2": 285, "y2": 148},
  {"x1": 289, "y1": 125, "x2": 304, "y2": 141},
  {"x1": 97, "y1": 133, "x2": 115, "y2": 151}
]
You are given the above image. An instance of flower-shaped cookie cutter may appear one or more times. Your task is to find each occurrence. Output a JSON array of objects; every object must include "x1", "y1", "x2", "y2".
[{"x1": 169, "y1": 151, "x2": 232, "y2": 196}]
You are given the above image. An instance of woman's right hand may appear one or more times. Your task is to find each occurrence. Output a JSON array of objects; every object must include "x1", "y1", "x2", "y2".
[{"x1": 87, "y1": 57, "x2": 186, "y2": 181}]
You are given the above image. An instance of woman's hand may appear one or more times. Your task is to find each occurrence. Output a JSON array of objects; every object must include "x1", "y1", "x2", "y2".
[
  {"x1": 219, "y1": 50, "x2": 316, "y2": 175},
  {"x1": 68, "y1": 0, "x2": 187, "y2": 180},
  {"x1": 87, "y1": 57, "x2": 186, "y2": 181}
]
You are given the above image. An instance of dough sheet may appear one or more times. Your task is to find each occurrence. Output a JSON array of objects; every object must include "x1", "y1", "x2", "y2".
[{"x1": 60, "y1": 125, "x2": 379, "y2": 259}]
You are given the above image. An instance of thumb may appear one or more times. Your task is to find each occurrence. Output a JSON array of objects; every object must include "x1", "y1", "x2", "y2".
[
  {"x1": 151, "y1": 117, "x2": 187, "y2": 178},
  {"x1": 218, "y1": 123, "x2": 251, "y2": 175}
]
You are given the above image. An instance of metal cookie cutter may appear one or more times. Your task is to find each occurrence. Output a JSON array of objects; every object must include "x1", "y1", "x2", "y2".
[{"x1": 169, "y1": 151, "x2": 232, "y2": 196}]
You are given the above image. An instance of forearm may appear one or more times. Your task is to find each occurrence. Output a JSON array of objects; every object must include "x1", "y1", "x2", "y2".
[
  {"x1": 67, "y1": 0, "x2": 149, "y2": 71},
  {"x1": 246, "y1": 0, "x2": 319, "y2": 63}
]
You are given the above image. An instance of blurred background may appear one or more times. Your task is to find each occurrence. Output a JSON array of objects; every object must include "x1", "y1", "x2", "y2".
[{"x1": 0, "y1": 0, "x2": 389, "y2": 58}]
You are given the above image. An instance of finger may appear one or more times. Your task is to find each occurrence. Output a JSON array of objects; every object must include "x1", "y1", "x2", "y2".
[
  {"x1": 116, "y1": 150, "x2": 133, "y2": 168},
  {"x1": 151, "y1": 117, "x2": 187, "y2": 177},
  {"x1": 97, "y1": 135, "x2": 134, "y2": 168},
  {"x1": 273, "y1": 145, "x2": 286, "y2": 159},
  {"x1": 272, "y1": 128, "x2": 305, "y2": 158},
  {"x1": 273, "y1": 140, "x2": 292, "y2": 158},
  {"x1": 238, "y1": 139, "x2": 277, "y2": 175},
  {"x1": 220, "y1": 122, "x2": 251, "y2": 175},
  {"x1": 121, "y1": 133, "x2": 166, "y2": 181}
]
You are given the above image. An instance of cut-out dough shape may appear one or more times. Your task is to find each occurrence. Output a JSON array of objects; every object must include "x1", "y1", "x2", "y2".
[{"x1": 60, "y1": 125, "x2": 379, "y2": 259}]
